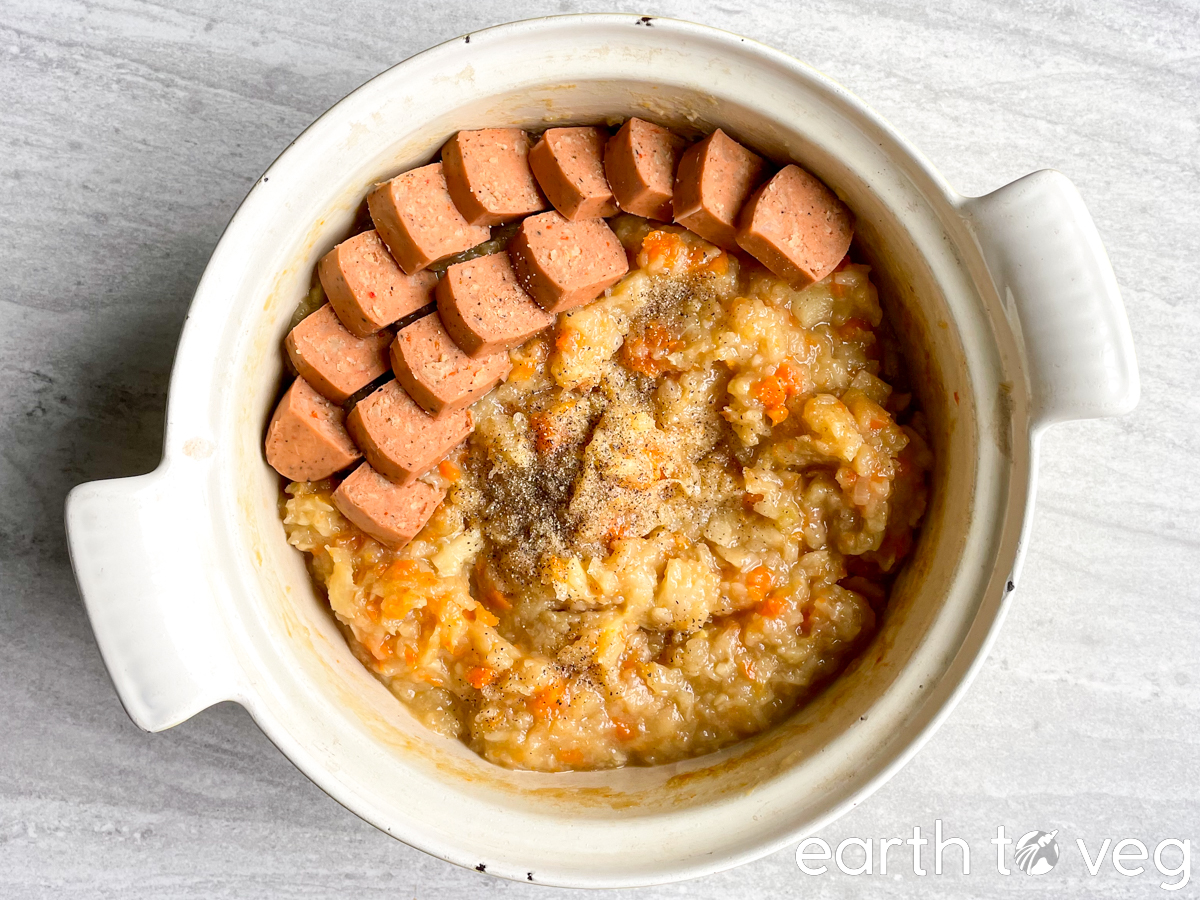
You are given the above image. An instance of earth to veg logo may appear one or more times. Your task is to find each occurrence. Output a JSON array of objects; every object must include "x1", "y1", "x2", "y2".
[
  {"x1": 795, "y1": 822, "x2": 1191, "y2": 890},
  {"x1": 1014, "y1": 830, "x2": 1060, "y2": 875}
]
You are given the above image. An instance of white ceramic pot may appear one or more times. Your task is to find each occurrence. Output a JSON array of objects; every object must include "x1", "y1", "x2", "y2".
[{"x1": 65, "y1": 14, "x2": 1138, "y2": 887}]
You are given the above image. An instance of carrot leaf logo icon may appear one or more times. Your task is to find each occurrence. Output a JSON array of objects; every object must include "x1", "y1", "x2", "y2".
[{"x1": 1014, "y1": 830, "x2": 1060, "y2": 875}]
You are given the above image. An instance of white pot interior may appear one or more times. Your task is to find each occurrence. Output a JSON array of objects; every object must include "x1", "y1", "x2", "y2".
[{"x1": 174, "y1": 16, "x2": 1031, "y2": 885}]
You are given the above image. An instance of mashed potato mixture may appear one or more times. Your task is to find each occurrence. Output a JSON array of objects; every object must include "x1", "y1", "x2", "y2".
[{"x1": 283, "y1": 216, "x2": 931, "y2": 771}]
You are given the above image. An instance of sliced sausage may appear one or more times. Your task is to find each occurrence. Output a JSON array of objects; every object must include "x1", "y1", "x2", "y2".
[
  {"x1": 436, "y1": 252, "x2": 554, "y2": 356},
  {"x1": 265, "y1": 378, "x2": 360, "y2": 482},
  {"x1": 333, "y1": 462, "x2": 446, "y2": 548},
  {"x1": 673, "y1": 129, "x2": 767, "y2": 251},
  {"x1": 603, "y1": 118, "x2": 687, "y2": 221},
  {"x1": 735, "y1": 164, "x2": 854, "y2": 289},
  {"x1": 317, "y1": 230, "x2": 437, "y2": 337},
  {"x1": 528, "y1": 126, "x2": 617, "y2": 221},
  {"x1": 508, "y1": 211, "x2": 629, "y2": 314},
  {"x1": 346, "y1": 380, "x2": 472, "y2": 485},
  {"x1": 367, "y1": 163, "x2": 491, "y2": 275},
  {"x1": 441, "y1": 128, "x2": 547, "y2": 226},
  {"x1": 391, "y1": 314, "x2": 511, "y2": 418},
  {"x1": 285, "y1": 304, "x2": 391, "y2": 403}
]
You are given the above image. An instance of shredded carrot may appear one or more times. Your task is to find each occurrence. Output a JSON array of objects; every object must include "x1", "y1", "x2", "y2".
[
  {"x1": 370, "y1": 637, "x2": 395, "y2": 662},
  {"x1": 835, "y1": 466, "x2": 858, "y2": 492},
  {"x1": 381, "y1": 588, "x2": 423, "y2": 621},
  {"x1": 775, "y1": 359, "x2": 805, "y2": 396},
  {"x1": 745, "y1": 565, "x2": 773, "y2": 602},
  {"x1": 621, "y1": 321, "x2": 681, "y2": 377},
  {"x1": 438, "y1": 460, "x2": 461, "y2": 482},
  {"x1": 378, "y1": 560, "x2": 440, "y2": 621},
  {"x1": 384, "y1": 558, "x2": 439, "y2": 586},
  {"x1": 555, "y1": 327, "x2": 581, "y2": 353},
  {"x1": 704, "y1": 250, "x2": 730, "y2": 276},
  {"x1": 466, "y1": 666, "x2": 496, "y2": 689},
  {"x1": 640, "y1": 230, "x2": 682, "y2": 265},
  {"x1": 475, "y1": 606, "x2": 500, "y2": 627},
  {"x1": 758, "y1": 592, "x2": 789, "y2": 618},
  {"x1": 529, "y1": 679, "x2": 567, "y2": 720},
  {"x1": 559, "y1": 748, "x2": 584, "y2": 765},
  {"x1": 531, "y1": 402, "x2": 580, "y2": 454},
  {"x1": 641, "y1": 230, "x2": 708, "y2": 270},
  {"x1": 752, "y1": 375, "x2": 786, "y2": 409},
  {"x1": 603, "y1": 511, "x2": 639, "y2": 544},
  {"x1": 752, "y1": 375, "x2": 790, "y2": 424},
  {"x1": 403, "y1": 645, "x2": 416, "y2": 667},
  {"x1": 612, "y1": 719, "x2": 635, "y2": 742}
]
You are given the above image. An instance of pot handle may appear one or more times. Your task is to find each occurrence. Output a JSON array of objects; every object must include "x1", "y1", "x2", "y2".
[
  {"x1": 962, "y1": 170, "x2": 1139, "y2": 426},
  {"x1": 66, "y1": 467, "x2": 244, "y2": 731}
]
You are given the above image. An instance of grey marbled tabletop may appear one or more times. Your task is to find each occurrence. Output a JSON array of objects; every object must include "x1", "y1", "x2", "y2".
[{"x1": 1, "y1": 0, "x2": 1198, "y2": 897}]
